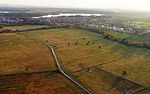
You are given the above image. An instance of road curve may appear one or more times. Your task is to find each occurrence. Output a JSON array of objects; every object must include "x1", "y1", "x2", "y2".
[
  {"x1": 22, "y1": 33, "x2": 93, "y2": 94},
  {"x1": 46, "y1": 44, "x2": 93, "y2": 94}
]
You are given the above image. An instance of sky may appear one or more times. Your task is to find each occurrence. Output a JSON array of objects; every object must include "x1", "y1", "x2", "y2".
[{"x1": 0, "y1": 0, "x2": 150, "y2": 11}]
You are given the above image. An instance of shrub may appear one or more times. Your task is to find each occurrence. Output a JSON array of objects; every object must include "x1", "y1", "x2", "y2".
[{"x1": 0, "y1": 26, "x2": 3, "y2": 28}]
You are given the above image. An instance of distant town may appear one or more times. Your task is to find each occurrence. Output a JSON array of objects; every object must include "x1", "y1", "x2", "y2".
[{"x1": 1, "y1": 12, "x2": 150, "y2": 35}]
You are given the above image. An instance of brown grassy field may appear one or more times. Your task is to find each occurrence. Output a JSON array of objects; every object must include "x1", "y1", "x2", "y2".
[
  {"x1": 0, "y1": 33, "x2": 55, "y2": 74},
  {"x1": 1, "y1": 26, "x2": 149, "y2": 94},
  {"x1": 0, "y1": 28, "x2": 84, "y2": 94},
  {"x1": 3, "y1": 25, "x2": 49, "y2": 31},
  {"x1": 23, "y1": 28, "x2": 150, "y2": 94},
  {"x1": 0, "y1": 71, "x2": 84, "y2": 94}
]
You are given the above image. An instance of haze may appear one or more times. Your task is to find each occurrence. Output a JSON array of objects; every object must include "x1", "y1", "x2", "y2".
[{"x1": 0, "y1": 0, "x2": 150, "y2": 11}]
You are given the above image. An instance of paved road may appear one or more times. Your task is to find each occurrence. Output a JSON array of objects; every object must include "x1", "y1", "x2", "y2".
[
  {"x1": 21, "y1": 33, "x2": 93, "y2": 94},
  {"x1": 46, "y1": 44, "x2": 93, "y2": 94}
]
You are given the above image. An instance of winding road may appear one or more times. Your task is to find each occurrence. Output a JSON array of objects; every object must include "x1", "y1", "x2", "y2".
[
  {"x1": 46, "y1": 44, "x2": 93, "y2": 94},
  {"x1": 23, "y1": 33, "x2": 93, "y2": 94}
]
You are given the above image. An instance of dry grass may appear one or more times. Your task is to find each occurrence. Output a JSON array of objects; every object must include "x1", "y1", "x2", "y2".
[
  {"x1": 23, "y1": 28, "x2": 150, "y2": 93},
  {"x1": 3, "y1": 25, "x2": 49, "y2": 31},
  {"x1": 0, "y1": 26, "x2": 85, "y2": 94},
  {"x1": 0, "y1": 71, "x2": 84, "y2": 94},
  {"x1": 0, "y1": 33, "x2": 55, "y2": 75},
  {"x1": 74, "y1": 68, "x2": 121, "y2": 94}
]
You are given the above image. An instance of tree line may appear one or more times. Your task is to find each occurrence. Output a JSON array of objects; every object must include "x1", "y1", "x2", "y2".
[
  {"x1": 98, "y1": 30, "x2": 150, "y2": 49},
  {"x1": 77, "y1": 26, "x2": 150, "y2": 49},
  {"x1": 0, "y1": 26, "x2": 67, "y2": 34}
]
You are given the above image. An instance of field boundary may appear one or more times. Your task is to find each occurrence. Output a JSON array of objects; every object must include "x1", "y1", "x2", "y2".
[
  {"x1": 75, "y1": 27, "x2": 150, "y2": 49},
  {"x1": 74, "y1": 67, "x2": 147, "y2": 94},
  {"x1": 74, "y1": 66, "x2": 144, "y2": 87},
  {"x1": 21, "y1": 33, "x2": 93, "y2": 94},
  {"x1": 0, "y1": 70, "x2": 57, "y2": 77}
]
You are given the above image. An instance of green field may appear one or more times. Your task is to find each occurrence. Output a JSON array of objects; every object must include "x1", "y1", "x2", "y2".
[
  {"x1": 133, "y1": 21, "x2": 150, "y2": 27},
  {"x1": 22, "y1": 27, "x2": 150, "y2": 94},
  {"x1": 107, "y1": 30, "x2": 150, "y2": 44}
]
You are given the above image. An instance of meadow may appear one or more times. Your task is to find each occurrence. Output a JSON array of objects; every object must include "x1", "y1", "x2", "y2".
[
  {"x1": 0, "y1": 33, "x2": 55, "y2": 74},
  {"x1": 0, "y1": 71, "x2": 84, "y2": 94},
  {"x1": 133, "y1": 21, "x2": 150, "y2": 27},
  {"x1": 23, "y1": 27, "x2": 150, "y2": 94},
  {"x1": 3, "y1": 25, "x2": 49, "y2": 31},
  {"x1": 0, "y1": 26, "x2": 84, "y2": 94},
  {"x1": 106, "y1": 30, "x2": 150, "y2": 44}
]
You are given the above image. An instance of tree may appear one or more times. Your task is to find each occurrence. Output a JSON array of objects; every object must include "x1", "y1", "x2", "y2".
[
  {"x1": 0, "y1": 26, "x2": 4, "y2": 28},
  {"x1": 25, "y1": 66, "x2": 29, "y2": 71},
  {"x1": 86, "y1": 43, "x2": 89, "y2": 46},
  {"x1": 75, "y1": 42, "x2": 78, "y2": 45},
  {"x1": 98, "y1": 46, "x2": 101, "y2": 48},
  {"x1": 122, "y1": 70, "x2": 127, "y2": 76}
]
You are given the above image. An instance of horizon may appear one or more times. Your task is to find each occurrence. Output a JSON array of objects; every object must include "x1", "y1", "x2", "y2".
[{"x1": 0, "y1": 0, "x2": 150, "y2": 12}]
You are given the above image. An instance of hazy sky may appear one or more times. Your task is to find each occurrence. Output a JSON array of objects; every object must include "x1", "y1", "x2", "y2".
[{"x1": 1, "y1": 0, "x2": 150, "y2": 11}]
